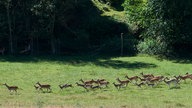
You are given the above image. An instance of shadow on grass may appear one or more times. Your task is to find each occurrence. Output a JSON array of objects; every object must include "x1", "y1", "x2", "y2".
[
  {"x1": 0, "y1": 55, "x2": 157, "y2": 70},
  {"x1": 160, "y1": 54, "x2": 192, "y2": 64},
  {"x1": 150, "y1": 54, "x2": 192, "y2": 64},
  {"x1": 171, "y1": 57, "x2": 192, "y2": 64}
]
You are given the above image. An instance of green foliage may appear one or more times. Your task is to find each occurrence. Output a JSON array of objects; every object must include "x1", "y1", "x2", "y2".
[
  {"x1": 123, "y1": 0, "x2": 192, "y2": 56},
  {"x1": 137, "y1": 38, "x2": 168, "y2": 55},
  {"x1": 123, "y1": 0, "x2": 147, "y2": 27}
]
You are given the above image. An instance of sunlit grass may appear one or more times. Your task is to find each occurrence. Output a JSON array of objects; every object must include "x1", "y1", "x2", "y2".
[
  {"x1": 91, "y1": 0, "x2": 127, "y2": 23},
  {"x1": 0, "y1": 55, "x2": 192, "y2": 108}
]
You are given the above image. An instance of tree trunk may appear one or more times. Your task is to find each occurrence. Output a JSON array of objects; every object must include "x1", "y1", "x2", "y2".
[
  {"x1": 51, "y1": 38, "x2": 56, "y2": 54},
  {"x1": 7, "y1": 0, "x2": 14, "y2": 54},
  {"x1": 121, "y1": 33, "x2": 123, "y2": 56},
  {"x1": 50, "y1": 7, "x2": 57, "y2": 55}
]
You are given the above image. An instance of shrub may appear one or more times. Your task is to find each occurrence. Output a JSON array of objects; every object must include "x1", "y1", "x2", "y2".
[{"x1": 137, "y1": 38, "x2": 168, "y2": 55}]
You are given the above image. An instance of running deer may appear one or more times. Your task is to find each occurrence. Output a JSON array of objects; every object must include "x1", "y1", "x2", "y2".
[
  {"x1": 92, "y1": 79, "x2": 106, "y2": 84},
  {"x1": 59, "y1": 84, "x2": 73, "y2": 90},
  {"x1": 147, "y1": 77, "x2": 161, "y2": 84},
  {"x1": 147, "y1": 76, "x2": 164, "y2": 84},
  {"x1": 185, "y1": 72, "x2": 192, "y2": 77},
  {"x1": 177, "y1": 75, "x2": 191, "y2": 81},
  {"x1": 113, "y1": 82, "x2": 123, "y2": 90},
  {"x1": 36, "y1": 82, "x2": 51, "y2": 92},
  {"x1": 153, "y1": 76, "x2": 164, "y2": 82},
  {"x1": 134, "y1": 82, "x2": 145, "y2": 88},
  {"x1": 91, "y1": 85, "x2": 101, "y2": 90},
  {"x1": 98, "y1": 80, "x2": 110, "y2": 88},
  {"x1": 34, "y1": 85, "x2": 39, "y2": 90},
  {"x1": 3, "y1": 83, "x2": 20, "y2": 92},
  {"x1": 116, "y1": 78, "x2": 130, "y2": 87},
  {"x1": 146, "y1": 82, "x2": 155, "y2": 87},
  {"x1": 163, "y1": 78, "x2": 180, "y2": 88},
  {"x1": 125, "y1": 75, "x2": 139, "y2": 82},
  {"x1": 140, "y1": 72, "x2": 154, "y2": 78},
  {"x1": 76, "y1": 82, "x2": 92, "y2": 91},
  {"x1": 95, "y1": 79, "x2": 106, "y2": 83},
  {"x1": 138, "y1": 77, "x2": 147, "y2": 82},
  {"x1": 79, "y1": 79, "x2": 95, "y2": 85}
]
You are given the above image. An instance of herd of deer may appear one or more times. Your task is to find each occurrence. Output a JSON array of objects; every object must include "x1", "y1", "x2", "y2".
[{"x1": 1, "y1": 72, "x2": 192, "y2": 93}]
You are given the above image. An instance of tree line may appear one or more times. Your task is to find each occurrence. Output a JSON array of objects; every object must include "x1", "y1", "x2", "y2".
[{"x1": 0, "y1": 0, "x2": 191, "y2": 56}]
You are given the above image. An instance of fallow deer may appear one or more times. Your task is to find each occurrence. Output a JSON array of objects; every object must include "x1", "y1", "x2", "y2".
[
  {"x1": 147, "y1": 77, "x2": 160, "y2": 84},
  {"x1": 146, "y1": 82, "x2": 155, "y2": 87},
  {"x1": 34, "y1": 85, "x2": 39, "y2": 90},
  {"x1": 138, "y1": 77, "x2": 147, "y2": 82},
  {"x1": 3, "y1": 83, "x2": 20, "y2": 92},
  {"x1": 36, "y1": 82, "x2": 51, "y2": 92},
  {"x1": 76, "y1": 82, "x2": 92, "y2": 91},
  {"x1": 79, "y1": 79, "x2": 95, "y2": 85},
  {"x1": 116, "y1": 78, "x2": 130, "y2": 87},
  {"x1": 134, "y1": 82, "x2": 145, "y2": 88},
  {"x1": 92, "y1": 79, "x2": 107, "y2": 85},
  {"x1": 125, "y1": 75, "x2": 139, "y2": 82},
  {"x1": 177, "y1": 75, "x2": 191, "y2": 81},
  {"x1": 140, "y1": 72, "x2": 154, "y2": 78},
  {"x1": 90, "y1": 85, "x2": 101, "y2": 90},
  {"x1": 163, "y1": 78, "x2": 180, "y2": 88},
  {"x1": 59, "y1": 84, "x2": 73, "y2": 90},
  {"x1": 98, "y1": 80, "x2": 110, "y2": 88},
  {"x1": 113, "y1": 82, "x2": 123, "y2": 90}
]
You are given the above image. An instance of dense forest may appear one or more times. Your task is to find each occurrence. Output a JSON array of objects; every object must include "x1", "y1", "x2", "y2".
[{"x1": 0, "y1": 0, "x2": 191, "y2": 56}]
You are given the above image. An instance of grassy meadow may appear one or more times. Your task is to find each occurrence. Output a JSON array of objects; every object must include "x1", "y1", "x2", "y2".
[{"x1": 0, "y1": 55, "x2": 192, "y2": 108}]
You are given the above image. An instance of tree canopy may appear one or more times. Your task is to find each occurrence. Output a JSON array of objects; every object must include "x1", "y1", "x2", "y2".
[{"x1": 0, "y1": 0, "x2": 191, "y2": 56}]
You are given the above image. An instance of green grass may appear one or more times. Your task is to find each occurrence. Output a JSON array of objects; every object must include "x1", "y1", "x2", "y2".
[{"x1": 0, "y1": 55, "x2": 192, "y2": 108}]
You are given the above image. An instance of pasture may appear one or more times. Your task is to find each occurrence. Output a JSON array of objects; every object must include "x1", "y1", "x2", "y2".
[{"x1": 0, "y1": 55, "x2": 192, "y2": 108}]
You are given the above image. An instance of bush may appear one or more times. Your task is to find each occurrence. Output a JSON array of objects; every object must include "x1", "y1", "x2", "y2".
[{"x1": 137, "y1": 38, "x2": 168, "y2": 55}]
